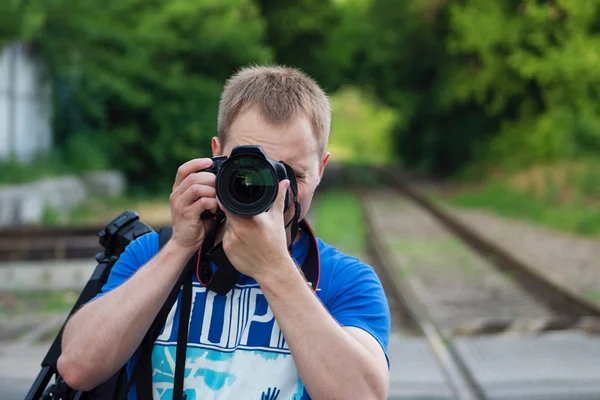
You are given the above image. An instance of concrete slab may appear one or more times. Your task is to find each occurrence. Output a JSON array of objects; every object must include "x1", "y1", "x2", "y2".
[
  {"x1": 454, "y1": 331, "x2": 600, "y2": 400},
  {"x1": 0, "y1": 342, "x2": 50, "y2": 399},
  {"x1": 387, "y1": 334, "x2": 455, "y2": 399},
  {"x1": 0, "y1": 259, "x2": 96, "y2": 291}
]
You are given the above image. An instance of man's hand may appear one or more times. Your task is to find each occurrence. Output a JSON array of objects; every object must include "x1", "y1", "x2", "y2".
[
  {"x1": 170, "y1": 158, "x2": 219, "y2": 251},
  {"x1": 219, "y1": 180, "x2": 291, "y2": 280}
]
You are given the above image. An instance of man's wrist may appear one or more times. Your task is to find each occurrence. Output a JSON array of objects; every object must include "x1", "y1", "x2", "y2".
[
  {"x1": 163, "y1": 238, "x2": 199, "y2": 260},
  {"x1": 254, "y1": 254, "x2": 303, "y2": 293}
]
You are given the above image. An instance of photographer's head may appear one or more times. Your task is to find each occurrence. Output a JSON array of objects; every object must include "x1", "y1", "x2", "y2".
[{"x1": 212, "y1": 65, "x2": 331, "y2": 223}]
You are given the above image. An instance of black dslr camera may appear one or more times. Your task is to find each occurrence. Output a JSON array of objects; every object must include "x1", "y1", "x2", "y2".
[{"x1": 201, "y1": 145, "x2": 292, "y2": 217}]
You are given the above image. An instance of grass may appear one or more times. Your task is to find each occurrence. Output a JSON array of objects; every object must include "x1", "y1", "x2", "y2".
[
  {"x1": 0, "y1": 133, "x2": 111, "y2": 185},
  {"x1": 0, "y1": 153, "x2": 72, "y2": 185},
  {"x1": 393, "y1": 237, "x2": 481, "y2": 275},
  {"x1": 587, "y1": 290, "x2": 600, "y2": 303},
  {"x1": 311, "y1": 190, "x2": 366, "y2": 259},
  {"x1": 441, "y1": 161, "x2": 600, "y2": 237}
]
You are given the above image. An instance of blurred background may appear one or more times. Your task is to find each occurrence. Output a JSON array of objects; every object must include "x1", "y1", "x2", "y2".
[
  {"x1": 1, "y1": 0, "x2": 600, "y2": 399},
  {"x1": 2, "y1": 0, "x2": 600, "y2": 233}
]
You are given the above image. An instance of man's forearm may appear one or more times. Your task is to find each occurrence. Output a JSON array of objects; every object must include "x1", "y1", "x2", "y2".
[
  {"x1": 257, "y1": 258, "x2": 387, "y2": 400},
  {"x1": 57, "y1": 240, "x2": 195, "y2": 391}
]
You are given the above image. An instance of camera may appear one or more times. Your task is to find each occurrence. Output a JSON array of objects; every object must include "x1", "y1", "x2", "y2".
[{"x1": 201, "y1": 145, "x2": 291, "y2": 217}]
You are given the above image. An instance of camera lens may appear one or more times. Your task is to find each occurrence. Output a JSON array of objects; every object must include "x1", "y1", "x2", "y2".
[
  {"x1": 229, "y1": 166, "x2": 267, "y2": 204},
  {"x1": 217, "y1": 154, "x2": 278, "y2": 216}
]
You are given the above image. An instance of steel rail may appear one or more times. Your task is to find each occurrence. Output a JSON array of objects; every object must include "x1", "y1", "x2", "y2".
[
  {"x1": 377, "y1": 166, "x2": 600, "y2": 318},
  {"x1": 358, "y1": 192, "x2": 485, "y2": 400}
]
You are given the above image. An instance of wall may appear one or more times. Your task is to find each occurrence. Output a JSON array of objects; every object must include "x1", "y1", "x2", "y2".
[{"x1": 0, "y1": 41, "x2": 52, "y2": 162}]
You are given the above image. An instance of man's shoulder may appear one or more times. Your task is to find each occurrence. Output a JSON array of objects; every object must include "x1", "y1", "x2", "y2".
[
  {"x1": 92, "y1": 230, "x2": 160, "y2": 301},
  {"x1": 316, "y1": 237, "x2": 374, "y2": 273},
  {"x1": 315, "y1": 237, "x2": 390, "y2": 351},
  {"x1": 112, "y1": 230, "x2": 160, "y2": 272},
  {"x1": 315, "y1": 237, "x2": 381, "y2": 296},
  {"x1": 128, "y1": 230, "x2": 160, "y2": 257}
]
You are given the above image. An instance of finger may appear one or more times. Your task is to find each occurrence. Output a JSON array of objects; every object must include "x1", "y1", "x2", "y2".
[
  {"x1": 174, "y1": 171, "x2": 216, "y2": 197},
  {"x1": 178, "y1": 184, "x2": 216, "y2": 208},
  {"x1": 216, "y1": 196, "x2": 247, "y2": 224},
  {"x1": 189, "y1": 196, "x2": 219, "y2": 216},
  {"x1": 173, "y1": 158, "x2": 213, "y2": 190},
  {"x1": 269, "y1": 180, "x2": 290, "y2": 216}
]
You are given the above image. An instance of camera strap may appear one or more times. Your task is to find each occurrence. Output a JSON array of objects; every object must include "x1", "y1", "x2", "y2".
[
  {"x1": 197, "y1": 165, "x2": 320, "y2": 295},
  {"x1": 283, "y1": 162, "x2": 301, "y2": 245}
]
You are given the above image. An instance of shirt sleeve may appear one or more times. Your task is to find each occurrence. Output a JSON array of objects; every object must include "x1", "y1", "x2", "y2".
[
  {"x1": 91, "y1": 231, "x2": 159, "y2": 301},
  {"x1": 325, "y1": 255, "x2": 391, "y2": 366}
]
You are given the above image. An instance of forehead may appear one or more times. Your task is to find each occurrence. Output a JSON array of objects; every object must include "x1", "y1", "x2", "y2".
[{"x1": 223, "y1": 108, "x2": 318, "y2": 171}]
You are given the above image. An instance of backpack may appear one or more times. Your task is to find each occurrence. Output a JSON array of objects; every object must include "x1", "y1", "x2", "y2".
[{"x1": 25, "y1": 211, "x2": 182, "y2": 400}]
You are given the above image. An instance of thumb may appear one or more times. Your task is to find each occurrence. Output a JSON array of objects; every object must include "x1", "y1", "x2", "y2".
[{"x1": 271, "y1": 179, "x2": 290, "y2": 216}]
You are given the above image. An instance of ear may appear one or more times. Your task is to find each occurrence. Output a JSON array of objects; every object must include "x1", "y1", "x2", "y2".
[
  {"x1": 212, "y1": 136, "x2": 222, "y2": 157},
  {"x1": 317, "y1": 151, "x2": 330, "y2": 185}
]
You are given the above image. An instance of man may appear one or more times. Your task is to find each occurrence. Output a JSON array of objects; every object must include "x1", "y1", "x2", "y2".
[{"x1": 58, "y1": 65, "x2": 390, "y2": 399}]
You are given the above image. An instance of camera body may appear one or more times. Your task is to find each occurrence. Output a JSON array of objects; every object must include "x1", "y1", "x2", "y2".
[{"x1": 201, "y1": 145, "x2": 291, "y2": 217}]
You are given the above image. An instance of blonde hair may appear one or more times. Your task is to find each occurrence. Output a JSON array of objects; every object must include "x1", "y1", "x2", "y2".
[{"x1": 218, "y1": 65, "x2": 331, "y2": 157}]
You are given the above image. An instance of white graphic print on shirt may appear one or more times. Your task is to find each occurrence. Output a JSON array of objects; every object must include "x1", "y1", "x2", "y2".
[{"x1": 150, "y1": 282, "x2": 305, "y2": 399}]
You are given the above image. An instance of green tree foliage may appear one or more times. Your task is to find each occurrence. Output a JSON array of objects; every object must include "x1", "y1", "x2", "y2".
[
  {"x1": 444, "y1": 0, "x2": 600, "y2": 173},
  {"x1": 256, "y1": 0, "x2": 340, "y2": 90},
  {"x1": 4, "y1": 0, "x2": 600, "y2": 189},
  {"x1": 337, "y1": 0, "x2": 600, "y2": 177},
  {"x1": 10, "y1": 0, "x2": 272, "y2": 191},
  {"x1": 343, "y1": 0, "x2": 494, "y2": 176},
  {"x1": 0, "y1": 1, "x2": 20, "y2": 45}
]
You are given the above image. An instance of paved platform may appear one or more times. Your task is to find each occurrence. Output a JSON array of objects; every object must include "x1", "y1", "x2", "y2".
[
  {"x1": 454, "y1": 331, "x2": 600, "y2": 400},
  {"x1": 0, "y1": 342, "x2": 51, "y2": 399},
  {"x1": 2, "y1": 334, "x2": 455, "y2": 400},
  {"x1": 388, "y1": 333, "x2": 455, "y2": 399},
  {"x1": 2, "y1": 331, "x2": 600, "y2": 399}
]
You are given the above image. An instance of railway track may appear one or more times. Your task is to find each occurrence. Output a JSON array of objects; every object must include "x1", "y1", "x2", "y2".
[
  {"x1": 0, "y1": 225, "x2": 104, "y2": 240},
  {"x1": 376, "y1": 167, "x2": 600, "y2": 324},
  {"x1": 0, "y1": 221, "x2": 169, "y2": 261},
  {"x1": 0, "y1": 235, "x2": 102, "y2": 261},
  {"x1": 349, "y1": 168, "x2": 600, "y2": 399},
  {"x1": 0, "y1": 225, "x2": 104, "y2": 261},
  {"x1": 360, "y1": 192, "x2": 484, "y2": 400}
]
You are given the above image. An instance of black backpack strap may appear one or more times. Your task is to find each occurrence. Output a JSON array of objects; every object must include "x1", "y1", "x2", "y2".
[
  {"x1": 127, "y1": 227, "x2": 195, "y2": 398},
  {"x1": 173, "y1": 268, "x2": 193, "y2": 400}
]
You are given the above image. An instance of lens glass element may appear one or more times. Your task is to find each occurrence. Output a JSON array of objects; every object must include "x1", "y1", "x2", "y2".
[{"x1": 227, "y1": 157, "x2": 275, "y2": 205}]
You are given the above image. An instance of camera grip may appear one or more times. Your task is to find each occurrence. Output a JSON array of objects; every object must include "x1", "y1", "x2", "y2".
[{"x1": 197, "y1": 155, "x2": 225, "y2": 219}]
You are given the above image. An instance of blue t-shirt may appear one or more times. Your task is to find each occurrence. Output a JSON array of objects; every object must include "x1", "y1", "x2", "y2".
[{"x1": 93, "y1": 229, "x2": 390, "y2": 399}]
